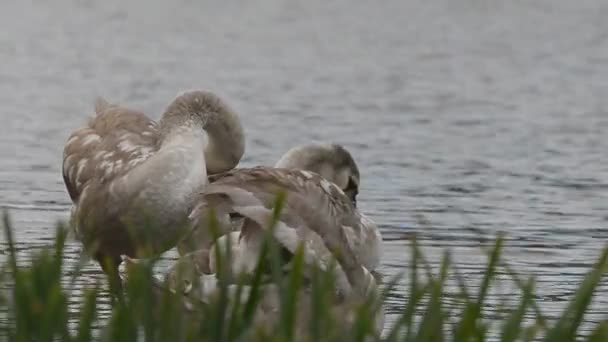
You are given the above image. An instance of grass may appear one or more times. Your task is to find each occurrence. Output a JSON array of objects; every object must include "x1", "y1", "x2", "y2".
[{"x1": 1, "y1": 207, "x2": 607, "y2": 341}]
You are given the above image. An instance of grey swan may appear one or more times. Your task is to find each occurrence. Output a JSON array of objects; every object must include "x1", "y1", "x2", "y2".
[{"x1": 62, "y1": 91, "x2": 245, "y2": 286}]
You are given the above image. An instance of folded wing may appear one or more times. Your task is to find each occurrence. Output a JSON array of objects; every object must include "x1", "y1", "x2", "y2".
[
  {"x1": 191, "y1": 167, "x2": 376, "y2": 297},
  {"x1": 62, "y1": 97, "x2": 159, "y2": 203}
]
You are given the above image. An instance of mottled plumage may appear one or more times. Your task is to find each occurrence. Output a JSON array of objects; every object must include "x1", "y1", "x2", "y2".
[
  {"x1": 61, "y1": 91, "x2": 245, "y2": 283},
  {"x1": 127, "y1": 145, "x2": 384, "y2": 336},
  {"x1": 63, "y1": 98, "x2": 159, "y2": 203},
  {"x1": 179, "y1": 144, "x2": 381, "y2": 275},
  {"x1": 188, "y1": 167, "x2": 380, "y2": 297}
]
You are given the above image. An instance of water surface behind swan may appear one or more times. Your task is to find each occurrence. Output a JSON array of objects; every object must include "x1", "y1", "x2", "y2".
[{"x1": 1, "y1": 0, "x2": 608, "y2": 336}]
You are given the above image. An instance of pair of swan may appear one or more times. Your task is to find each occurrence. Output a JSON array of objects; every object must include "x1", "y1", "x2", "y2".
[{"x1": 62, "y1": 90, "x2": 383, "y2": 335}]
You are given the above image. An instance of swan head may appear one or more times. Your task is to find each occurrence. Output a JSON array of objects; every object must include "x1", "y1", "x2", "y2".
[
  {"x1": 275, "y1": 143, "x2": 360, "y2": 206},
  {"x1": 160, "y1": 90, "x2": 245, "y2": 174}
]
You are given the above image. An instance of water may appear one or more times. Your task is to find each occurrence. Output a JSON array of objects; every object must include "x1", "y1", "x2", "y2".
[{"x1": 1, "y1": 0, "x2": 608, "y2": 335}]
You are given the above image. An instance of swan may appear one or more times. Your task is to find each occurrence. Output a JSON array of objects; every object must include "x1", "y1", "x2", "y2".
[
  {"x1": 177, "y1": 143, "x2": 382, "y2": 274},
  {"x1": 61, "y1": 90, "x2": 245, "y2": 285},
  {"x1": 179, "y1": 165, "x2": 382, "y2": 291},
  {"x1": 119, "y1": 164, "x2": 386, "y2": 335},
  {"x1": 161, "y1": 165, "x2": 385, "y2": 336}
]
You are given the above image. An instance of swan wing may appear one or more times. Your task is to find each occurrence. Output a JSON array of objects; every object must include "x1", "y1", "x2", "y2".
[
  {"x1": 193, "y1": 167, "x2": 374, "y2": 296},
  {"x1": 62, "y1": 98, "x2": 159, "y2": 203}
]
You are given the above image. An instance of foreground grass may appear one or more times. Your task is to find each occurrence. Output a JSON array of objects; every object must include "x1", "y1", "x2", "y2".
[{"x1": 0, "y1": 211, "x2": 607, "y2": 341}]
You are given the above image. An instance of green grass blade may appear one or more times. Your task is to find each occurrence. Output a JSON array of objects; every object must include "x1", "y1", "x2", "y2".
[
  {"x1": 2, "y1": 211, "x2": 18, "y2": 277},
  {"x1": 384, "y1": 236, "x2": 426, "y2": 342},
  {"x1": 500, "y1": 277, "x2": 535, "y2": 342},
  {"x1": 502, "y1": 261, "x2": 548, "y2": 331},
  {"x1": 415, "y1": 251, "x2": 449, "y2": 342},
  {"x1": 544, "y1": 246, "x2": 608, "y2": 342},
  {"x1": 76, "y1": 286, "x2": 98, "y2": 342},
  {"x1": 454, "y1": 236, "x2": 503, "y2": 342},
  {"x1": 587, "y1": 321, "x2": 608, "y2": 342},
  {"x1": 282, "y1": 244, "x2": 306, "y2": 341}
]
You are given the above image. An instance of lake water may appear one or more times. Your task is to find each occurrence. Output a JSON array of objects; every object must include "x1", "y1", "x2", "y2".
[{"x1": 1, "y1": 0, "x2": 607, "y2": 336}]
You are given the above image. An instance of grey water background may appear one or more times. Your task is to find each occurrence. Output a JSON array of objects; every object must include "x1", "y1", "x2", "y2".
[{"x1": 1, "y1": 0, "x2": 608, "y2": 335}]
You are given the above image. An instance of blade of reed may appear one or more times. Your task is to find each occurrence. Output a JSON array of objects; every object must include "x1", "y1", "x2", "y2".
[
  {"x1": 76, "y1": 286, "x2": 98, "y2": 342},
  {"x1": 385, "y1": 235, "x2": 428, "y2": 342},
  {"x1": 502, "y1": 261, "x2": 547, "y2": 331},
  {"x1": 500, "y1": 277, "x2": 535, "y2": 342},
  {"x1": 280, "y1": 243, "x2": 305, "y2": 341},
  {"x1": 544, "y1": 246, "x2": 608, "y2": 342},
  {"x1": 207, "y1": 209, "x2": 229, "y2": 342},
  {"x1": 454, "y1": 236, "x2": 503, "y2": 342},
  {"x1": 415, "y1": 251, "x2": 449, "y2": 342},
  {"x1": 587, "y1": 321, "x2": 608, "y2": 342}
]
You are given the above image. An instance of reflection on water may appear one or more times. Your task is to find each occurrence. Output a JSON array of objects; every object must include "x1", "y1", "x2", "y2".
[{"x1": 1, "y1": 0, "x2": 608, "y2": 335}]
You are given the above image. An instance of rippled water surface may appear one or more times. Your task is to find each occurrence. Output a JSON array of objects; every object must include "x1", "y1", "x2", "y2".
[{"x1": 1, "y1": 0, "x2": 608, "y2": 335}]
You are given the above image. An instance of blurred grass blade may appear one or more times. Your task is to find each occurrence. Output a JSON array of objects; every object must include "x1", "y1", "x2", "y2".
[
  {"x1": 454, "y1": 236, "x2": 503, "y2": 341},
  {"x1": 280, "y1": 243, "x2": 305, "y2": 340},
  {"x1": 544, "y1": 246, "x2": 608, "y2": 342},
  {"x1": 384, "y1": 235, "x2": 427, "y2": 342},
  {"x1": 501, "y1": 277, "x2": 535, "y2": 342},
  {"x1": 502, "y1": 261, "x2": 548, "y2": 331},
  {"x1": 76, "y1": 286, "x2": 98, "y2": 342},
  {"x1": 2, "y1": 211, "x2": 18, "y2": 276},
  {"x1": 587, "y1": 321, "x2": 608, "y2": 342},
  {"x1": 415, "y1": 251, "x2": 449, "y2": 342}
]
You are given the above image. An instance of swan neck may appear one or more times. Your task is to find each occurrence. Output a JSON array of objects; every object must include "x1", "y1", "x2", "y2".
[
  {"x1": 160, "y1": 122, "x2": 202, "y2": 149},
  {"x1": 110, "y1": 125, "x2": 207, "y2": 251},
  {"x1": 160, "y1": 106, "x2": 244, "y2": 175},
  {"x1": 201, "y1": 111, "x2": 244, "y2": 174}
]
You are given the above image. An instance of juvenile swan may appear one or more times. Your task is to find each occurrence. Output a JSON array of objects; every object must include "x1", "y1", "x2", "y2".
[
  {"x1": 163, "y1": 167, "x2": 385, "y2": 335},
  {"x1": 62, "y1": 91, "x2": 244, "y2": 283},
  {"x1": 136, "y1": 145, "x2": 385, "y2": 336},
  {"x1": 178, "y1": 144, "x2": 382, "y2": 273},
  {"x1": 190, "y1": 165, "x2": 381, "y2": 282},
  {"x1": 272, "y1": 143, "x2": 381, "y2": 271}
]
